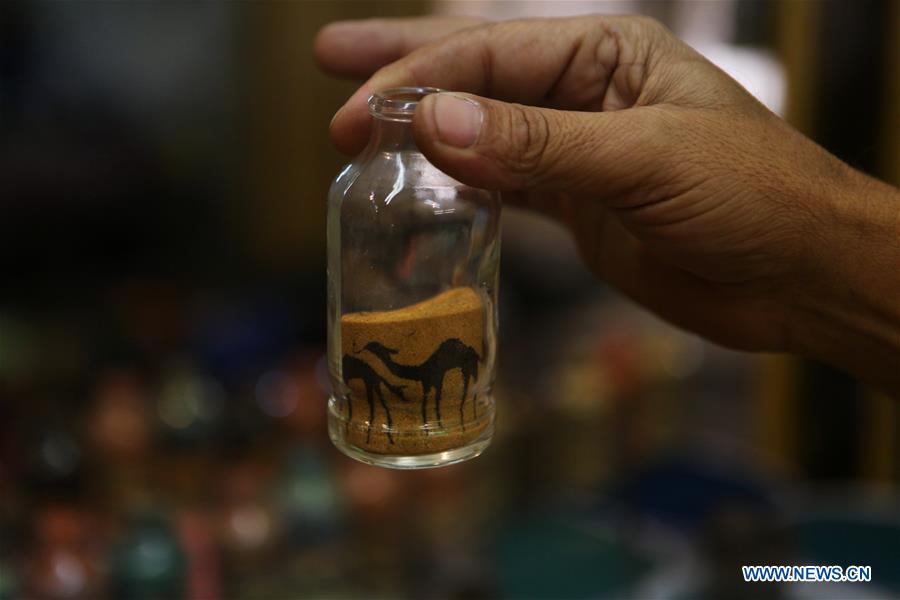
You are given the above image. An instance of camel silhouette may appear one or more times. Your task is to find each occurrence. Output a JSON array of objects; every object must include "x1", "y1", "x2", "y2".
[
  {"x1": 363, "y1": 339, "x2": 479, "y2": 431},
  {"x1": 341, "y1": 354, "x2": 407, "y2": 443}
]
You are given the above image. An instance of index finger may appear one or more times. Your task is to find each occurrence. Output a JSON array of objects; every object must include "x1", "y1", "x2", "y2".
[
  {"x1": 329, "y1": 15, "x2": 650, "y2": 155},
  {"x1": 314, "y1": 16, "x2": 485, "y2": 79}
]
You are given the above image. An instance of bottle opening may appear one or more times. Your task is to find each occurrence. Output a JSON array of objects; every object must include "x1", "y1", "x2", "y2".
[{"x1": 368, "y1": 87, "x2": 444, "y2": 122}]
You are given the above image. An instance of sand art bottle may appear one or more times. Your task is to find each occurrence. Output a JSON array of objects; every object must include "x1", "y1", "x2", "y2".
[{"x1": 326, "y1": 87, "x2": 500, "y2": 469}]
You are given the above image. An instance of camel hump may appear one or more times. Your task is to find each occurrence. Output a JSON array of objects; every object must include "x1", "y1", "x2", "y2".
[
  {"x1": 437, "y1": 338, "x2": 481, "y2": 362},
  {"x1": 441, "y1": 338, "x2": 474, "y2": 352}
]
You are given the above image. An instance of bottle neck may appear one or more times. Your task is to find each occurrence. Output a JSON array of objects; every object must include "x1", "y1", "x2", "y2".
[{"x1": 368, "y1": 117, "x2": 418, "y2": 153}]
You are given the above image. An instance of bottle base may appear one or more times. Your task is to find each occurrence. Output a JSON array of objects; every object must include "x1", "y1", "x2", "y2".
[{"x1": 327, "y1": 396, "x2": 494, "y2": 469}]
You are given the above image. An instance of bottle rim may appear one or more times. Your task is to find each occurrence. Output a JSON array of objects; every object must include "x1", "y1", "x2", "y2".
[{"x1": 368, "y1": 87, "x2": 445, "y2": 122}]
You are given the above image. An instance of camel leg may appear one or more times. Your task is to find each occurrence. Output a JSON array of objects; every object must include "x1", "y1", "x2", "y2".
[
  {"x1": 375, "y1": 385, "x2": 394, "y2": 444},
  {"x1": 468, "y1": 368, "x2": 478, "y2": 420},
  {"x1": 345, "y1": 395, "x2": 352, "y2": 437},
  {"x1": 434, "y1": 380, "x2": 444, "y2": 429},
  {"x1": 421, "y1": 384, "x2": 429, "y2": 433},
  {"x1": 365, "y1": 384, "x2": 375, "y2": 443},
  {"x1": 459, "y1": 372, "x2": 469, "y2": 432}
]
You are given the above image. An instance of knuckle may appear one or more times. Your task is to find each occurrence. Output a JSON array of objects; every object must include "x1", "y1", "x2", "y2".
[
  {"x1": 625, "y1": 15, "x2": 674, "y2": 51},
  {"x1": 633, "y1": 15, "x2": 666, "y2": 35},
  {"x1": 497, "y1": 104, "x2": 553, "y2": 183},
  {"x1": 476, "y1": 21, "x2": 501, "y2": 36},
  {"x1": 460, "y1": 21, "x2": 500, "y2": 48},
  {"x1": 459, "y1": 21, "x2": 491, "y2": 42}
]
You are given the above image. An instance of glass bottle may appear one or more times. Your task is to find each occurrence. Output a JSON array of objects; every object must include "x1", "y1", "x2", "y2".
[{"x1": 326, "y1": 87, "x2": 501, "y2": 469}]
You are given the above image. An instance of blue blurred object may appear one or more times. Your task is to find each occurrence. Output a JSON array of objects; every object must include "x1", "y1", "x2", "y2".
[
  {"x1": 614, "y1": 456, "x2": 776, "y2": 534},
  {"x1": 189, "y1": 294, "x2": 300, "y2": 383}
]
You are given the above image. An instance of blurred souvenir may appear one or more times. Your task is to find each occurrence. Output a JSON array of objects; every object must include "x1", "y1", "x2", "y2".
[
  {"x1": 26, "y1": 506, "x2": 106, "y2": 600},
  {"x1": 176, "y1": 511, "x2": 222, "y2": 600},
  {"x1": 275, "y1": 445, "x2": 343, "y2": 544},
  {"x1": 30, "y1": 427, "x2": 82, "y2": 483},
  {"x1": 87, "y1": 370, "x2": 155, "y2": 461},
  {"x1": 257, "y1": 350, "x2": 328, "y2": 436},
  {"x1": 110, "y1": 514, "x2": 186, "y2": 600},
  {"x1": 497, "y1": 515, "x2": 653, "y2": 599},
  {"x1": 156, "y1": 361, "x2": 225, "y2": 444},
  {"x1": 337, "y1": 459, "x2": 402, "y2": 519},
  {"x1": 0, "y1": 559, "x2": 16, "y2": 600},
  {"x1": 218, "y1": 462, "x2": 279, "y2": 558}
]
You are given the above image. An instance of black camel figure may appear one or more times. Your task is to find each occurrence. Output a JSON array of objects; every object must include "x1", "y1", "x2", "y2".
[
  {"x1": 363, "y1": 338, "x2": 479, "y2": 431},
  {"x1": 341, "y1": 354, "x2": 406, "y2": 443}
]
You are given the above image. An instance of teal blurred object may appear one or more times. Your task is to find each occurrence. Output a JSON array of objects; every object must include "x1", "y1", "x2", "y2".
[
  {"x1": 794, "y1": 513, "x2": 900, "y2": 592},
  {"x1": 498, "y1": 516, "x2": 653, "y2": 599},
  {"x1": 0, "y1": 560, "x2": 17, "y2": 600},
  {"x1": 276, "y1": 445, "x2": 344, "y2": 544},
  {"x1": 111, "y1": 514, "x2": 186, "y2": 600}
]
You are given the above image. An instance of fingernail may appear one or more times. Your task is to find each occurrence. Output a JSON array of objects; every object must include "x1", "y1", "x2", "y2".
[{"x1": 432, "y1": 93, "x2": 483, "y2": 148}]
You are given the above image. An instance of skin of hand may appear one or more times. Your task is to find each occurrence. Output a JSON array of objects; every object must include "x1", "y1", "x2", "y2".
[{"x1": 315, "y1": 16, "x2": 900, "y2": 394}]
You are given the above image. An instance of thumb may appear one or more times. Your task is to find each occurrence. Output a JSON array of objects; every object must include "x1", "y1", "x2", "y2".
[{"x1": 412, "y1": 92, "x2": 657, "y2": 197}]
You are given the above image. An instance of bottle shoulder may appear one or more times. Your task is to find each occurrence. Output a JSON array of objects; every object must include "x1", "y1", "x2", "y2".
[
  {"x1": 329, "y1": 151, "x2": 499, "y2": 211},
  {"x1": 328, "y1": 161, "x2": 362, "y2": 200}
]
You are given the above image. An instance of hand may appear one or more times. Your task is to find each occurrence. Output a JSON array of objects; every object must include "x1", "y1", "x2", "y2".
[{"x1": 315, "y1": 16, "x2": 900, "y2": 393}]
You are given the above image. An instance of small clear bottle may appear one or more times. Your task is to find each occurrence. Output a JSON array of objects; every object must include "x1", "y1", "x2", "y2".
[{"x1": 326, "y1": 87, "x2": 500, "y2": 469}]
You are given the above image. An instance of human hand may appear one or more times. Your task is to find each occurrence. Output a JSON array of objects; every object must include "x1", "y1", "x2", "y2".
[{"x1": 315, "y1": 16, "x2": 900, "y2": 393}]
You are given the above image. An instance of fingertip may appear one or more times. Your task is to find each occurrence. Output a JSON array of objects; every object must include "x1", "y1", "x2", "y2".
[
  {"x1": 313, "y1": 20, "x2": 369, "y2": 73},
  {"x1": 328, "y1": 86, "x2": 375, "y2": 156},
  {"x1": 314, "y1": 19, "x2": 400, "y2": 78},
  {"x1": 329, "y1": 118, "x2": 369, "y2": 156},
  {"x1": 312, "y1": 23, "x2": 337, "y2": 69}
]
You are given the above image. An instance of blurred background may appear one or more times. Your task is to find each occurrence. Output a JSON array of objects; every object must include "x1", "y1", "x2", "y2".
[{"x1": 1, "y1": 0, "x2": 898, "y2": 598}]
